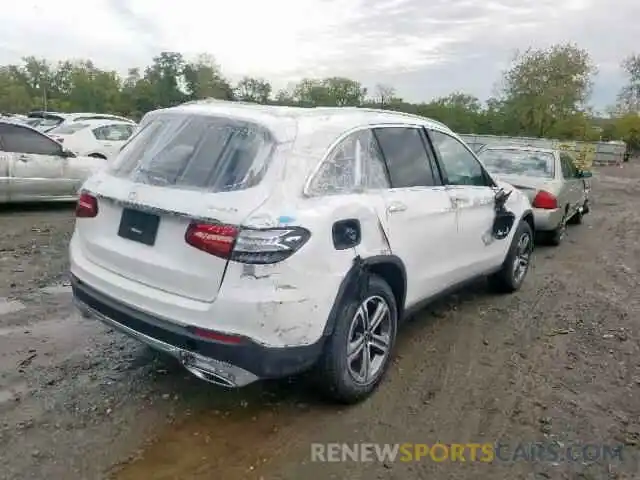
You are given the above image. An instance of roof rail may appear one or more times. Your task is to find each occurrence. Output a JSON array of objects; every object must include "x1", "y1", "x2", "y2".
[{"x1": 313, "y1": 106, "x2": 450, "y2": 129}]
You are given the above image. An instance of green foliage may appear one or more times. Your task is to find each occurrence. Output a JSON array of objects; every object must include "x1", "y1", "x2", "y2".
[
  {"x1": 499, "y1": 44, "x2": 596, "y2": 138},
  {"x1": 615, "y1": 54, "x2": 640, "y2": 114},
  {"x1": 0, "y1": 45, "x2": 635, "y2": 146}
]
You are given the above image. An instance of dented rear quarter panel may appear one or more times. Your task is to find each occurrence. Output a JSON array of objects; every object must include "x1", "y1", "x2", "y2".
[{"x1": 228, "y1": 193, "x2": 380, "y2": 347}]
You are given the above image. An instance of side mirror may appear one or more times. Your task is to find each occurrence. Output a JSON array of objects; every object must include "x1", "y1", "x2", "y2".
[{"x1": 578, "y1": 170, "x2": 592, "y2": 178}]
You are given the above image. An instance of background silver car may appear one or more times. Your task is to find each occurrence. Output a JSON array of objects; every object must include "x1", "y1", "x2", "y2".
[
  {"x1": 477, "y1": 145, "x2": 592, "y2": 246},
  {"x1": 0, "y1": 120, "x2": 105, "y2": 203}
]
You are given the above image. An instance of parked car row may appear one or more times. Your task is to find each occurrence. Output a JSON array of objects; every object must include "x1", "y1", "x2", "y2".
[
  {"x1": 0, "y1": 111, "x2": 138, "y2": 202},
  {"x1": 23, "y1": 111, "x2": 135, "y2": 133},
  {"x1": 48, "y1": 119, "x2": 136, "y2": 159},
  {"x1": 0, "y1": 120, "x2": 105, "y2": 202},
  {"x1": 67, "y1": 101, "x2": 592, "y2": 404}
]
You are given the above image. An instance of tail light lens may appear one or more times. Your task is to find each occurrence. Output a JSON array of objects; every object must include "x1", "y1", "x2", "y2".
[
  {"x1": 532, "y1": 190, "x2": 558, "y2": 209},
  {"x1": 185, "y1": 223, "x2": 239, "y2": 258},
  {"x1": 185, "y1": 223, "x2": 310, "y2": 264},
  {"x1": 76, "y1": 192, "x2": 98, "y2": 218}
]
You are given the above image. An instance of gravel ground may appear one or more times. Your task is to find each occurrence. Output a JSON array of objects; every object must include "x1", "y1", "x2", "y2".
[{"x1": 1, "y1": 163, "x2": 639, "y2": 480}]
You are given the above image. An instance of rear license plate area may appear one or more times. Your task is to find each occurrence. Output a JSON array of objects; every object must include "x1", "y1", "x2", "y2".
[{"x1": 117, "y1": 208, "x2": 160, "y2": 246}]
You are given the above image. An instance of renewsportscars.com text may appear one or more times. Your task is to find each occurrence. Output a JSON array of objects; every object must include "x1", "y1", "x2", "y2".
[{"x1": 310, "y1": 442, "x2": 624, "y2": 463}]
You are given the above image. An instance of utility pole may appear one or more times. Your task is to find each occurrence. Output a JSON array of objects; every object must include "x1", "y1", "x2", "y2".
[{"x1": 43, "y1": 82, "x2": 47, "y2": 112}]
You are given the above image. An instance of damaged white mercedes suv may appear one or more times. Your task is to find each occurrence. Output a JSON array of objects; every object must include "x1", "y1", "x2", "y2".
[{"x1": 70, "y1": 100, "x2": 535, "y2": 403}]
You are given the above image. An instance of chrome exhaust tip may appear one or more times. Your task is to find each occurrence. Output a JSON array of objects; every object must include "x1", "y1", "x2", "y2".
[
  {"x1": 184, "y1": 365, "x2": 236, "y2": 388},
  {"x1": 178, "y1": 350, "x2": 258, "y2": 388}
]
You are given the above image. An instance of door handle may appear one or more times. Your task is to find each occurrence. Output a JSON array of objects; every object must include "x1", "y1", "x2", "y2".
[
  {"x1": 387, "y1": 202, "x2": 407, "y2": 213},
  {"x1": 17, "y1": 154, "x2": 29, "y2": 162},
  {"x1": 450, "y1": 195, "x2": 469, "y2": 205}
]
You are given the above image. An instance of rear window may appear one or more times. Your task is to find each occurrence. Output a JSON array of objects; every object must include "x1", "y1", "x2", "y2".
[
  {"x1": 478, "y1": 149, "x2": 555, "y2": 178},
  {"x1": 37, "y1": 118, "x2": 64, "y2": 130},
  {"x1": 49, "y1": 123, "x2": 89, "y2": 135},
  {"x1": 107, "y1": 115, "x2": 276, "y2": 192}
]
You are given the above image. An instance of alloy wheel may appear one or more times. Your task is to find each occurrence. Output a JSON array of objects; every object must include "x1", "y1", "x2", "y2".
[
  {"x1": 346, "y1": 295, "x2": 392, "y2": 385},
  {"x1": 512, "y1": 231, "x2": 532, "y2": 285}
]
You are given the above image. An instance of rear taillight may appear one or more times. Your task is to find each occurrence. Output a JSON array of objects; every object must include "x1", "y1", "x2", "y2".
[
  {"x1": 185, "y1": 223, "x2": 239, "y2": 258},
  {"x1": 185, "y1": 223, "x2": 310, "y2": 264},
  {"x1": 532, "y1": 190, "x2": 558, "y2": 209},
  {"x1": 76, "y1": 192, "x2": 98, "y2": 218}
]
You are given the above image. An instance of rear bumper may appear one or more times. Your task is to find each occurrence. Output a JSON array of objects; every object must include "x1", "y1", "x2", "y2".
[
  {"x1": 532, "y1": 207, "x2": 563, "y2": 231},
  {"x1": 71, "y1": 275, "x2": 324, "y2": 385}
]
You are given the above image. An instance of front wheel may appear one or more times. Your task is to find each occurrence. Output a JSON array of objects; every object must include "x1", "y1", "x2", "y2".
[
  {"x1": 488, "y1": 220, "x2": 534, "y2": 293},
  {"x1": 316, "y1": 274, "x2": 398, "y2": 404}
]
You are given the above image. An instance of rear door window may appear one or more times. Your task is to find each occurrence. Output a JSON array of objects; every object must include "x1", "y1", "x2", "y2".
[
  {"x1": 107, "y1": 115, "x2": 275, "y2": 192},
  {"x1": 93, "y1": 124, "x2": 133, "y2": 141},
  {"x1": 560, "y1": 153, "x2": 577, "y2": 178},
  {"x1": 306, "y1": 128, "x2": 390, "y2": 195},
  {"x1": 373, "y1": 127, "x2": 439, "y2": 188}
]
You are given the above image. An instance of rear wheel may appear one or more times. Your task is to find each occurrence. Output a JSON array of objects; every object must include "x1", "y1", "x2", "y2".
[
  {"x1": 316, "y1": 274, "x2": 397, "y2": 404},
  {"x1": 488, "y1": 220, "x2": 533, "y2": 293},
  {"x1": 547, "y1": 210, "x2": 568, "y2": 246}
]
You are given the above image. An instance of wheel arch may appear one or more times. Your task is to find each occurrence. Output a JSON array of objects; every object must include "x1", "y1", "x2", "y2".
[
  {"x1": 321, "y1": 255, "x2": 407, "y2": 338},
  {"x1": 521, "y1": 209, "x2": 535, "y2": 233}
]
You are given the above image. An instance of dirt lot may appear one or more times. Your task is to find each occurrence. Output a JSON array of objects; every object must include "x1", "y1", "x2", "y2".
[{"x1": 1, "y1": 163, "x2": 639, "y2": 480}]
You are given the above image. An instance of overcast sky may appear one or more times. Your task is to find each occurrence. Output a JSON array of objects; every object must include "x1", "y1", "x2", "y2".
[{"x1": 1, "y1": 0, "x2": 638, "y2": 109}]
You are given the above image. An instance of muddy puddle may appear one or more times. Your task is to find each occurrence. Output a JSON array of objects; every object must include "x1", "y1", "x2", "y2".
[
  {"x1": 109, "y1": 323, "x2": 432, "y2": 480},
  {"x1": 110, "y1": 381, "x2": 340, "y2": 480}
]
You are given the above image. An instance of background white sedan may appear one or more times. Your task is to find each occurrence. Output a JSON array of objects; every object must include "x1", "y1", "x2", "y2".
[{"x1": 48, "y1": 119, "x2": 137, "y2": 160}]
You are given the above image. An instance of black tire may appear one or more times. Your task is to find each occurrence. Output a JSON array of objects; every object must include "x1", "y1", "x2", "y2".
[
  {"x1": 315, "y1": 274, "x2": 398, "y2": 404},
  {"x1": 582, "y1": 200, "x2": 590, "y2": 215},
  {"x1": 546, "y1": 210, "x2": 568, "y2": 246},
  {"x1": 488, "y1": 220, "x2": 534, "y2": 293},
  {"x1": 568, "y1": 208, "x2": 583, "y2": 225}
]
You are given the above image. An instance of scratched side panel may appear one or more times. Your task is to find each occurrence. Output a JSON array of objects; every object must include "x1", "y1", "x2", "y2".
[{"x1": 215, "y1": 193, "x2": 387, "y2": 347}]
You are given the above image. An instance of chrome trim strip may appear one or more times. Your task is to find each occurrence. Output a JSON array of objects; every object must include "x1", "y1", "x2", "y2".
[
  {"x1": 74, "y1": 298, "x2": 259, "y2": 387},
  {"x1": 82, "y1": 189, "x2": 225, "y2": 225}
]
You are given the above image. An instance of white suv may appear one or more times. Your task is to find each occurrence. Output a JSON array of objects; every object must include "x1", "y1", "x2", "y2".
[{"x1": 70, "y1": 101, "x2": 535, "y2": 403}]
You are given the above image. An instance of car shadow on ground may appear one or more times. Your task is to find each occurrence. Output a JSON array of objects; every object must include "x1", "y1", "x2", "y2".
[{"x1": 129, "y1": 274, "x2": 504, "y2": 411}]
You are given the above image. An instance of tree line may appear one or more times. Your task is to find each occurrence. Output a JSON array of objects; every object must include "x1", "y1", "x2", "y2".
[{"x1": 0, "y1": 44, "x2": 638, "y2": 152}]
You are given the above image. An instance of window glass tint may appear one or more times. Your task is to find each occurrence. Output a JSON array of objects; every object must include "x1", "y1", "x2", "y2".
[
  {"x1": 430, "y1": 130, "x2": 488, "y2": 186},
  {"x1": 478, "y1": 149, "x2": 555, "y2": 178},
  {"x1": 560, "y1": 153, "x2": 577, "y2": 178},
  {"x1": 107, "y1": 115, "x2": 275, "y2": 192},
  {"x1": 49, "y1": 123, "x2": 89, "y2": 135},
  {"x1": 93, "y1": 124, "x2": 135, "y2": 141},
  {"x1": 307, "y1": 129, "x2": 390, "y2": 195},
  {"x1": 0, "y1": 124, "x2": 62, "y2": 156},
  {"x1": 37, "y1": 118, "x2": 64, "y2": 130},
  {"x1": 374, "y1": 127, "x2": 436, "y2": 188}
]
